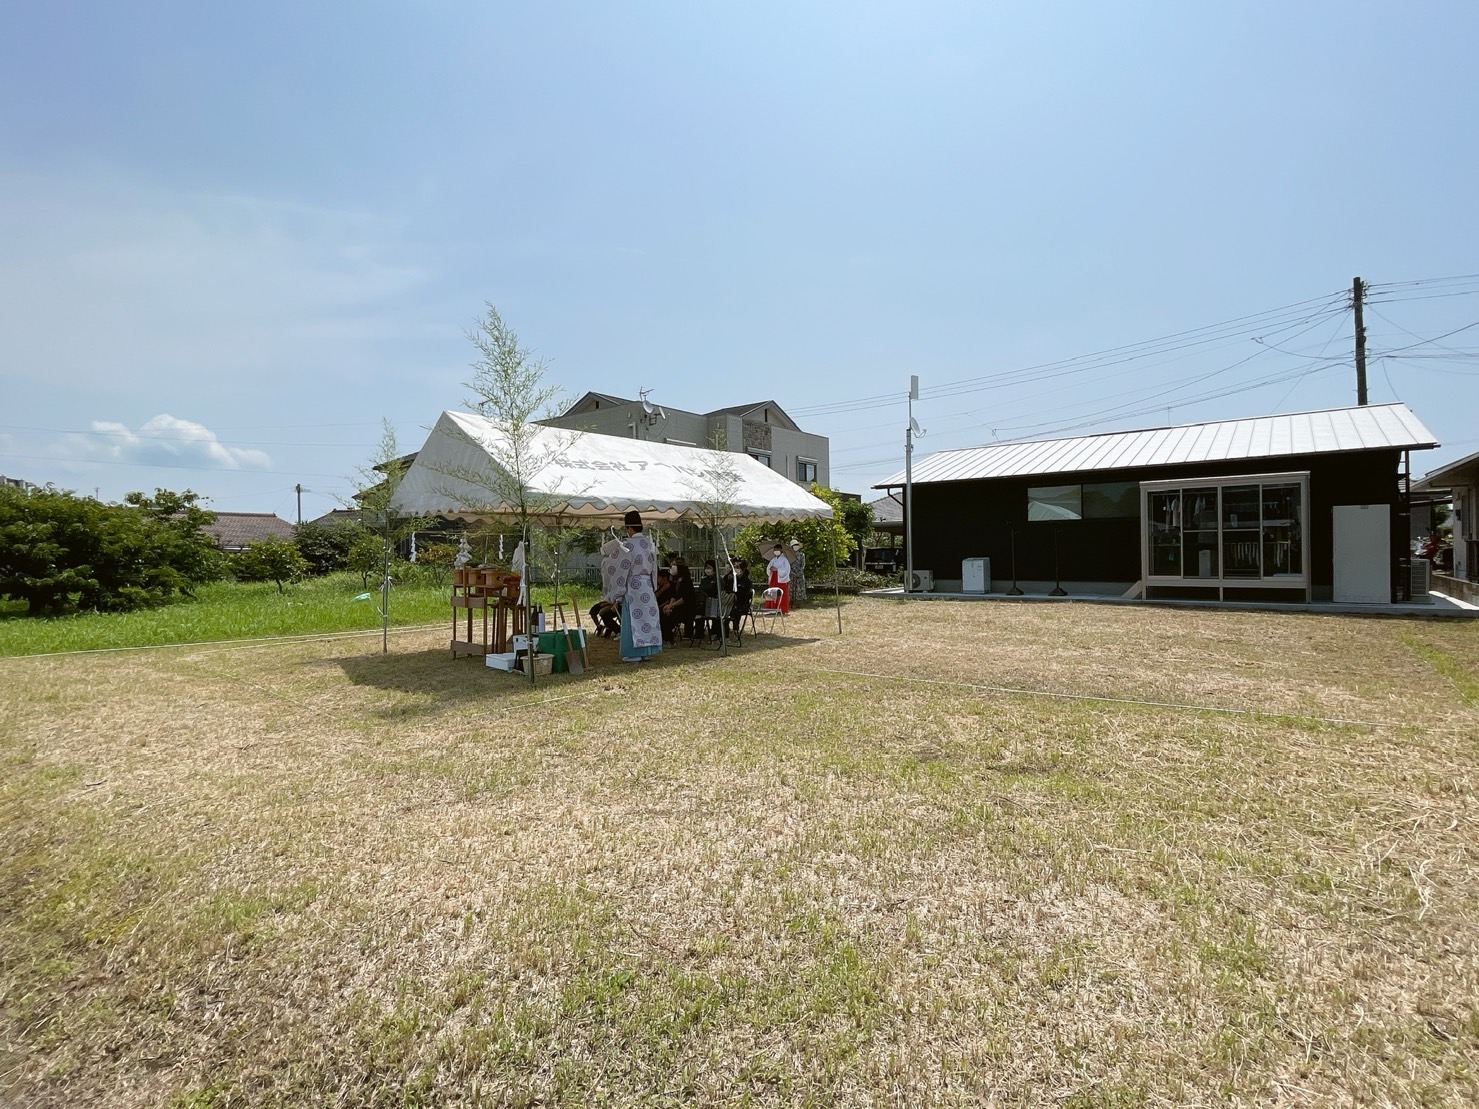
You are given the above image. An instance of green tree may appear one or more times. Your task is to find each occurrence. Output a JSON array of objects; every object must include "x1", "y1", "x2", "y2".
[
  {"x1": 732, "y1": 483, "x2": 858, "y2": 591},
  {"x1": 121, "y1": 489, "x2": 225, "y2": 593},
  {"x1": 839, "y1": 497, "x2": 875, "y2": 555},
  {"x1": 347, "y1": 531, "x2": 386, "y2": 589},
  {"x1": 294, "y1": 519, "x2": 360, "y2": 575},
  {"x1": 462, "y1": 303, "x2": 564, "y2": 528},
  {"x1": 231, "y1": 536, "x2": 309, "y2": 593},
  {"x1": 0, "y1": 485, "x2": 221, "y2": 615},
  {"x1": 440, "y1": 303, "x2": 571, "y2": 586},
  {"x1": 409, "y1": 538, "x2": 459, "y2": 589}
]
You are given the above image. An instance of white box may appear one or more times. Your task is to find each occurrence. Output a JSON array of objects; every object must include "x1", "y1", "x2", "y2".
[
  {"x1": 962, "y1": 557, "x2": 990, "y2": 593},
  {"x1": 485, "y1": 652, "x2": 518, "y2": 671},
  {"x1": 512, "y1": 635, "x2": 531, "y2": 651}
]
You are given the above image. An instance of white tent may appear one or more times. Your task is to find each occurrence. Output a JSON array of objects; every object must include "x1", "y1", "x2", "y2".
[{"x1": 389, "y1": 410, "x2": 834, "y2": 524}]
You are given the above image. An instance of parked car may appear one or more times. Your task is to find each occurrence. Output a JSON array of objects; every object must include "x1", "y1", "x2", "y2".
[{"x1": 863, "y1": 547, "x2": 902, "y2": 574}]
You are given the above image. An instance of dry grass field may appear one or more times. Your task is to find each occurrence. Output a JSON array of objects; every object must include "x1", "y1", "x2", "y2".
[{"x1": 2, "y1": 597, "x2": 1477, "y2": 1107}]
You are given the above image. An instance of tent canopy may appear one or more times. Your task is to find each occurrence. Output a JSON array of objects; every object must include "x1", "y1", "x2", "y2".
[{"x1": 389, "y1": 410, "x2": 834, "y2": 526}]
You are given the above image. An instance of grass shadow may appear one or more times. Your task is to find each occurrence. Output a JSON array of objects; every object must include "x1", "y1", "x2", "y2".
[{"x1": 332, "y1": 628, "x2": 814, "y2": 712}]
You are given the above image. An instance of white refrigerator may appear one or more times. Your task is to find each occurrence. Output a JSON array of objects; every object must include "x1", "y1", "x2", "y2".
[{"x1": 962, "y1": 557, "x2": 990, "y2": 594}]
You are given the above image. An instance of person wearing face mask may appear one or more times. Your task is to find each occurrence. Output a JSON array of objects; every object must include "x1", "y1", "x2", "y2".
[
  {"x1": 696, "y1": 558, "x2": 720, "y2": 641},
  {"x1": 765, "y1": 543, "x2": 791, "y2": 614},
  {"x1": 787, "y1": 539, "x2": 806, "y2": 606},
  {"x1": 723, "y1": 557, "x2": 753, "y2": 640},
  {"x1": 666, "y1": 558, "x2": 699, "y2": 644},
  {"x1": 657, "y1": 567, "x2": 688, "y2": 646}
]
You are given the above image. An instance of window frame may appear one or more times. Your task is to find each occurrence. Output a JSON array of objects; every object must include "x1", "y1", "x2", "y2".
[{"x1": 1140, "y1": 471, "x2": 1311, "y2": 600}]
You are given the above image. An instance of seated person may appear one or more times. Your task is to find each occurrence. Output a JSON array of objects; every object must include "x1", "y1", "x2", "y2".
[
  {"x1": 670, "y1": 560, "x2": 701, "y2": 642},
  {"x1": 722, "y1": 558, "x2": 753, "y2": 634},
  {"x1": 656, "y1": 568, "x2": 689, "y2": 646},
  {"x1": 588, "y1": 600, "x2": 621, "y2": 639},
  {"x1": 696, "y1": 559, "x2": 720, "y2": 640}
]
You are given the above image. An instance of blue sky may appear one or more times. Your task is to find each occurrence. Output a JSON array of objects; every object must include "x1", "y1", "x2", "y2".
[{"x1": 2, "y1": 1, "x2": 1475, "y2": 519}]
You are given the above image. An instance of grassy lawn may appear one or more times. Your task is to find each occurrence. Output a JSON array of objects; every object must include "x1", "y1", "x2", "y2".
[
  {"x1": 0, "y1": 575, "x2": 606, "y2": 657},
  {"x1": 2, "y1": 598, "x2": 1476, "y2": 1106}
]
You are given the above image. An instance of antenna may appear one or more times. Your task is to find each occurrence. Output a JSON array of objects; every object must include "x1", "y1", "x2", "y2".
[
  {"x1": 639, "y1": 387, "x2": 655, "y2": 415},
  {"x1": 909, "y1": 417, "x2": 924, "y2": 436}
]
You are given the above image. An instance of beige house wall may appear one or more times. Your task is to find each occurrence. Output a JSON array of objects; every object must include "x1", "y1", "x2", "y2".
[{"x1": 542, "y1": 401, "x2": 828, "y2": 488}]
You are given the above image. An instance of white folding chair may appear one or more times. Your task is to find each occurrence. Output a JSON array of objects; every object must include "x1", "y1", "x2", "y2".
[{"x1": 747, "y1": 586, "x2": 786, "y2": 635}]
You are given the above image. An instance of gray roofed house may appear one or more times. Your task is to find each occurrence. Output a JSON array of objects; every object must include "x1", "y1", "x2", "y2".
[
  {"x1": 203, "y1": 512, "x2": 297, "y2": 551},
  {"x1": 876, "y1": 403, "x2": 1437, "y2": 488},
  {"x1": 308, "y1": 508, "x2": 363, "y2": 528},
  {"x1": 1414, "y1": 447, "x2": 1479, "y2": 595},
  {"x1": 873, "y1": 402, "x2": 1447, "y2": 607},
  {"x1": 867, "y1": 493, "x2": 903, "y2": 535},
  {"x1": 540, "y1": 394, "x2": 828, "y2": 488}
]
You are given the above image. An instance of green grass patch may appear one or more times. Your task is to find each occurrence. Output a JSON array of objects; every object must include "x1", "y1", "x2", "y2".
[
  {"x1": 0, "y1": 574, "x2": 605, "y2": 657},
  {"x1": 1401, "y1": 629, "x2": 1479, "y2": 706}
]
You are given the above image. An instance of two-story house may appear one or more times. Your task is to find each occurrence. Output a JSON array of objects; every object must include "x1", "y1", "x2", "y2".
[{"x1": 538, "y1": 394, "x2": 829, "y2": 488}]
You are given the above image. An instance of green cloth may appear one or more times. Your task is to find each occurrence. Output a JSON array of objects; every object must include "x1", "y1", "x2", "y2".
[{"x1": 535, "y1": 629, "x2": 587, "y2": 673}]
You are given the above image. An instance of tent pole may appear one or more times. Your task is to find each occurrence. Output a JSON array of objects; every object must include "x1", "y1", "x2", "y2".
[
  {"x1": 381, "y1": 538, "x2": 390, "y2": 654},
  {"x1": 526, "y1": 523, "x2": 536, "y2": 686},
  {"x1": 831, "y1": 526, "x2": 843, "y2": 635},
  {"x1": 714, "y1": 521, "x2": 727, "y2": 656}
]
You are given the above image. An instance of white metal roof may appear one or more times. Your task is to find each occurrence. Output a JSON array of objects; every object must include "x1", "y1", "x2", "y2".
[
  {"x1": 875, "y1": 403, "x2": 1438, "y2": 487},
  {"x1": 390, "y1": 411, "x2": 833, "y2": 524}
]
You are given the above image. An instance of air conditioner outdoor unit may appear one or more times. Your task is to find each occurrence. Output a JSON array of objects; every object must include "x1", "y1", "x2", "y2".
[
  {"x1": 1410, "y1": 558, "x2": 1433, "y2": 601},
  {"x1": 908, "y1": 569, "x2": 933, "y2": 592}
]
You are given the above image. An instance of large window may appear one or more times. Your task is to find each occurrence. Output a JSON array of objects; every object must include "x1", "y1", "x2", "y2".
[
  {"x1": 1028, "y1": 481, "x2": 1140, "y2": 521},
  {"x1": 1144, "y1": 474, "x2": 1307, "y2": 589},
  {"x1": 1028, "y1": 484, "x2": 1081, "y2": 521}
]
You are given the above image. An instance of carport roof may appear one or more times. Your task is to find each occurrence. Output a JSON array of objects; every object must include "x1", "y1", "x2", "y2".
[
  {"x1": 1413, "y1": 447, "x2": 1479, "y2": 492},
  {"x1": 874, "y1": 403, "x2": 1438, "y2": 488}
]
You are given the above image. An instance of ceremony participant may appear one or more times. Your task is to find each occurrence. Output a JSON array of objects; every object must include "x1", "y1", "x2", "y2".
[
  {"x1": 765, "y1": 543, "x2": 791, "y2": 614},
  {"x1": 587, "y1": 600, "x2": 621, "y2": 639},
  {"x1": 697, "y1": 559, "x2": 720, "y2": 641},
  {"x1": 657, "y1": 567, "x2": 693, "y2": 646},
  {"x1": 608, "y1": 511, "x2": 662, "y2": 663},
  {"x1": 788, "y1": 538, "x2": 807, "y2": 606},
  {"x1": 723, "y1": 557, "x2": 753, "y2": 639},
  {"x1": 672, "y1": 558, "x2": 701, "y2": 641}
]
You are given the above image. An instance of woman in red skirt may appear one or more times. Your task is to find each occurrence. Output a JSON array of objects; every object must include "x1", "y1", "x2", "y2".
[{"x1": 765, "y1": 543, "x2": 791, "y2": 614}]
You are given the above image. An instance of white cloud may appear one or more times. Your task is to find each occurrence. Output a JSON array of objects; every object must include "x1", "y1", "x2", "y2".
[{"x1": 53, "y1": 414, "x2": 271, "y2": 471}]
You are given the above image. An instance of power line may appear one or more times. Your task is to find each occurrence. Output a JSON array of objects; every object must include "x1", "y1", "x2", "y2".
[
  {"x1": 913, "y1": 310, "x2": 1352, "y2": 444},
  {"x1": 1367, "y1": 271, "x2": 1479, "y2": 290},
  {"x1": 800, "y1": 275, "x2": 1475, "y2": 428},
  {"x1": 790, "y1": 290, "x2": 1349, "y2": 418}
]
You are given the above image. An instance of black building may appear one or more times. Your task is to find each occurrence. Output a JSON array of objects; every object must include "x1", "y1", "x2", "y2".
[{"x1": 875, "y1": 404, "x2": 1438, "y2": 605}]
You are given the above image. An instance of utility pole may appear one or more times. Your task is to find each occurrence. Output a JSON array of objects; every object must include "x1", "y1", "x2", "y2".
[
  {"x1": 904, "y1": 375, "x2": 919, "y2": 593},
  {"x1": 295, "y1": 483, "x2": 303, "y2": 525},
  {"x1": 1353, "y1": 276, "x2": 1368, "y2": 405}
]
